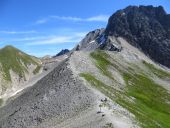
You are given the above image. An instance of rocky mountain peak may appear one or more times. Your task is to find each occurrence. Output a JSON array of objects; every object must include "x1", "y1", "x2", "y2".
[
  {"x1": 106, "y1": 5, "x2": 169, "y2": 36},
  {"x1": 124, "y1": 5, "x2": 166, "y2": 16},
  {"x1": 105, "y1": 5, "x2": 170, "y2": 68}
]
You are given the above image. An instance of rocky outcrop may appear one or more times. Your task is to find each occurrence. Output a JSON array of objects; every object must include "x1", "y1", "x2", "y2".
[
  {"x1": 77, "y1": 28, "x2": 122, "y2": 52},
  {"x1": 77, "y1": 28, "x2": 105, "y2": 51},
  {"x1": 98, "y1": 35, "x2": 122, "y2": 52},
  {"x1": 105, "y1": 5, "x2": 170, "y2": 68}
]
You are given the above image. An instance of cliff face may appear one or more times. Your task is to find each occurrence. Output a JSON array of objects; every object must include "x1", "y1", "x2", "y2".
[
  {"x1": 105, "y1": 5, "x2": 170, "y2": 68},
  {"x1": 77, "y1": 28, "x2": 105, "y2": 51}
]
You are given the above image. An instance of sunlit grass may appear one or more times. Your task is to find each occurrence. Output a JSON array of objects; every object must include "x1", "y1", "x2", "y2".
[
  {"x1": 142, "y1": 60, "x2": 170, "y2": 79},
  {"x1": 81, "y1": 50, "x2": 170, "y2": 128}
]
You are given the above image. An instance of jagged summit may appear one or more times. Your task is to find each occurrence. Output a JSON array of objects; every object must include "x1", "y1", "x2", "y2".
[
  {"x1": 121, "y1": 5, "x2": 166, "y2": 17},
  {"x1": 105, "y1": 5, "x2": 168, "y2": 35},
  {"x1": 105, "y1": 5, "x2": 170, "y2": 68}
]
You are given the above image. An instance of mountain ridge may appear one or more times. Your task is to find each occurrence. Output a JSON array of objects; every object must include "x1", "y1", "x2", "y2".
[{"x1": 0, "y1": 45, "x2": 42, "y2": 96}]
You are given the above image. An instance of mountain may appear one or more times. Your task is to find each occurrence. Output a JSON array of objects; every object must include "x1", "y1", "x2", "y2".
[
  {"x1": 105, "y1": 5, "x2": 170, "y2": 68},
  {"x1": 0, "y1": 6, "x2": 170, "y2": 128},
  {"x1": 54, "y1": 49, "x2": 70, "y2": 57},
  {"x1": 0, "y1": 45, "x2": 42, "y2": 96},
  {"x1": 78, "y1": 6, "x2": 170, "y2": 68}
]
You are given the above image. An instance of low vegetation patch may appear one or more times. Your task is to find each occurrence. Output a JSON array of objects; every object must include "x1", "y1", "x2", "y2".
[
  {"x1": 33, "y1": 65, "x2": 41, "y2": 74},
  {"x1": 142, "y1": 60, "x2": 170, "y2": 79},
  {"x1": 103, "y1": 123, "x2": 114, "y2": 128},
  {"x1": 80, "y1": 73, "x2": 117, "y2": 98},
  {"x1": 121, "y1": 73, "x2": 170, "y2": 128},
  {"x1": 0, "y1": 46, "x2": 40, "y2": 81},
  {"x1": 0, "y1": 99, "x2": 3, "y2": 106},
  {"x1": 90, "y1": 50, "x2": 116, "y2": 80},
  {"x1": 81, "y1": 50, "x2": 170, "y2": 128}
]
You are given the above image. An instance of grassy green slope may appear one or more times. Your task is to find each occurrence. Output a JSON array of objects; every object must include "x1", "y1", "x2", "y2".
[
  {"x1": 0, "y1": 45, "x2": 41, "y2": 81},
  {"x1": 80, "y1": 50, "x2": 170, "y2": 128}
]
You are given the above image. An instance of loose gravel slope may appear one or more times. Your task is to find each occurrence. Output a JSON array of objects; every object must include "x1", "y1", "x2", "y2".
[{"x1": 0, "y1": 59, "x2": 95, "y2": 128}]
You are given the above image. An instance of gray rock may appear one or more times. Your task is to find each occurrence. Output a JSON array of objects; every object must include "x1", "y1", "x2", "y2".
[
  {"x1": 76, "y1": 28, "x2": 122, "y2": 52},
  {"x1": 105, "y1": 5, "x2": 170, "y2": 68},
  {"x1": 78, "y1": 28, "x2": 105, "y2": 51}
]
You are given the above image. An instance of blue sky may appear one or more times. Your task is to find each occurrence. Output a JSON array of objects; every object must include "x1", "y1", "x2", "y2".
[{"x1": 0, "y1": 0, "x2": 170, "y2": 57}]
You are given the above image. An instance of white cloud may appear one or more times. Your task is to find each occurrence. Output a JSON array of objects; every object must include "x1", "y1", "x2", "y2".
[
  {"x1": 7, "y1": 36, "x2": 50, "y2": 42},
  {"x1": 35, "y1": 16, "x2": 82, "y2": 24},
  {"x1": 2, "y1": 29, "x2": 87, "y2": 45},
  {"x1": 26, "y1": 32, "x2": 87, "y2": 46},
  {"x1": 0, "y1": 30, "x2": 37, "y2": 34},
  {"x1": 86, "y1": 15, "x2": 109, "y2": 22},
  {"x1": 35, "y1": 15, "x2": 109, "y2": 24},
  {"x1": 50, "y1": 16, "x2": 82, "y2": 21},
  {"x1": 35, "y1": 19, "x2": 47, "y2": 24}
]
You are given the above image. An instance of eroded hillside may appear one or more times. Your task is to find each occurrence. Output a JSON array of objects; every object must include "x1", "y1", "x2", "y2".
[{"x1": 0, "y1": 45, "x2": 42, "y2": 105}]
